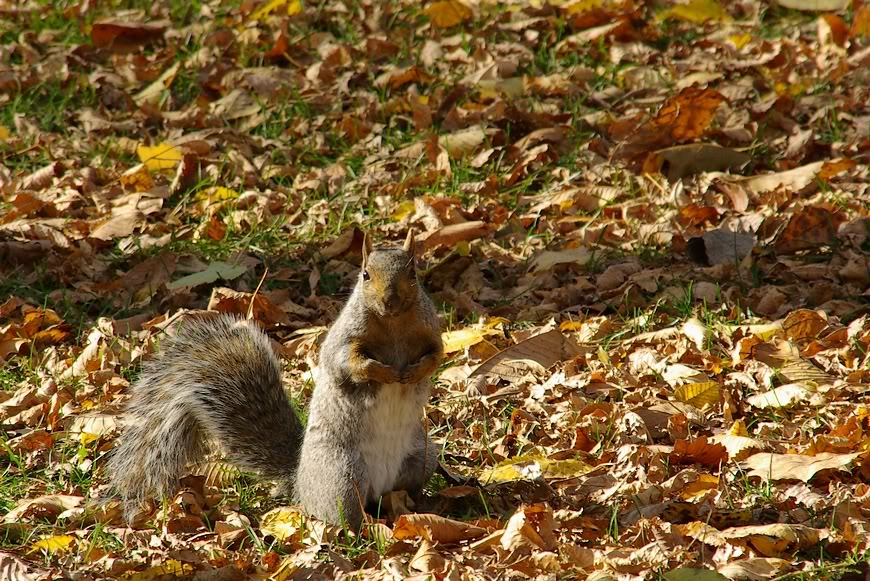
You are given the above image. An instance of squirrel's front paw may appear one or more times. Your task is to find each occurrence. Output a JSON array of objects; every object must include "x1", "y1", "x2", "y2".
[
  {"x1": 399, "y1": 356, "x2": 439, "y2": 384},
  {"x1": 361, "y1": 360, "x2": 403, "y2": 384}
]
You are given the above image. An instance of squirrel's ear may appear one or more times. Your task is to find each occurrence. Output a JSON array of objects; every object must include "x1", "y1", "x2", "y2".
[
  {"x1": 362, "y1": 231, "x2": 373, "y2": 263},
  {"x1": 403, "y1": 228, "x2": 416, "y2": 255}
]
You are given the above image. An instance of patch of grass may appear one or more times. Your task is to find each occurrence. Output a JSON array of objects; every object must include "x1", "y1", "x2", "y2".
[
  {"x1": 0, "y1": 267, "x2": 140, "y2": 334},
  {"x1": 817, "y1": 108, "x2": 846, "y2": 145},
  {"x1": 2, "y1": 78, "x2": 97, "y2": 135}
]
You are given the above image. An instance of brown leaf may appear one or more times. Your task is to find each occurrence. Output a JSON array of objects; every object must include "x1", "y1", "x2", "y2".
[
  {"x1": 417, "y1": 221, "x2": 489, "y2": 252},
  {"x1": 782, "y1": 309, "x2": 827, "y2": 341},
  {"x1": 617, "y1": 87, "x2": 725, "y2": 162},
  {"x1": 469, "y1": 329, "x2": 582, "y2": 382},
  {"x1": 817, "y1": 157, "x2": 856, "y2": 180},
  {"x1": 91, "y1": 20, "x2": 168, "y2": 49},
  {"x1": 409, "y1": 539, "x2": 447, "y2": 574},
  {"x1": 393, "y1": 514, "x2": 486, "y2": 543},
  {"x1": 501, "y1": 503, "x2": 558, "y2": 552},
  {"x1": 207, "y1": 288, "x2": 291, "y2": 328},
  {"x1": 89, "y1": 209, "x2": 142, "y2": 241},
  {"x1": 717, "y1": 557, "x2": 792, "y2": 580},
  {"x1": 4, "y1": 495, "x2": 83, "y2": 524},
  {"x1": 774, "y1": 205, "x2": 847, "y2": 254},
  {"x1": 741, "y1": 451, "x2": 861, "y2": 482},
  {"x1": 717, "y1": 524, "x2": 824, "y2": 557}
]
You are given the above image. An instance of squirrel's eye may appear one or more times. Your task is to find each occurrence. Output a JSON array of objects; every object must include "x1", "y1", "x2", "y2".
[{"x1": 362, "y1": 270, "x2": 370, "y2": 281}]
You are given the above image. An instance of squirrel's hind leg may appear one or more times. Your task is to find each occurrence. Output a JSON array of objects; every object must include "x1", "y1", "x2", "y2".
[{"x1": 294, "y1": 441, "x2": 368, "y2": 531}]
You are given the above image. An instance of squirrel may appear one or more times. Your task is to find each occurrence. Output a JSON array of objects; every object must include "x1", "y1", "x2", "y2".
[{"x1": 107, "y1": 230, "x2": 444, "y2": 530}]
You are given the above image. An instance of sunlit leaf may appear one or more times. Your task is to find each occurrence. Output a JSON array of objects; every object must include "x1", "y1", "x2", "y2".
[
  {"x1": 29, "y1": 534, "x2": 76, "y2": 555},
  {"x1": 674, "y1": 381, "x2": 720, "y2": 409},
  {"x1": 658, "y1": 0, "x2": 731, "y2": 23},
  {"x1": 137, "y1": 142, "x2": 183, "y2": 172}
]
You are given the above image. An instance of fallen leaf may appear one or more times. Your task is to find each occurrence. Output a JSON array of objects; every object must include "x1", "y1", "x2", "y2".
[
  {"x1": 774, "y1": 206, "x2": 847, "y2": 254},
  {"x1": 28, "y1": 534, "x2": 76, "y2": 555},
  {"x1": 745, "y1": 383, "x2": 816, "y2": 409},
  {"x1": 418, "y1": 221, "x2": 488, "y2": 252},
  {"x1": 782, "y1": 309, "x2": 827, "y2": 341},
  {"x1": 166, "y1": 262, "x2": 248, "y2": 291},
  {"x1": 393, "y1": 514, "x2": 486, "y2": 543},
  {"x1": 717, "y1": 557, "x2": 792, "y2": 580},
  {"x1": 658, "y1": 0, "x2": 731, "y2": 23},
  {"x1": 665, "y1": 568, "x2": 729, "y2": 581},
  {"x1": 480, "y1": 454, "x2": 595, "y2": 484},
  {"x1": 4, "y1": 495, "x2": 83, "y2": 523},
  {"x1": 137, "y1": 142, "x2": 183, "y2": 172},
  {"x1": 133, "y1": 61, "x2": 181, "y2": 106},
  {"x1": 469, "y1": 329, "x2": 582, "y2": 382},
  {"x1": 648, "y1": 144, "x2": 751, "y2": 181},
  {"x1": 91, "y1": 20, "x2": 168, "y2": 49},
  {"x1": 671, "y1": 437, "x2": 728, "y2": 468},
  {"x1": 741, "y1": 452, "x2": 861, "y2": 482},
  {"x1": 775, "y1": 0, "x2": 848, "y2": 11},
  {"x1": 259, "y1": 507, "x2": 305, "y2": 542},
  {"x1": 529, "y1": 246, "x2": 592, "y2": 272},
  {"x1": 674, "y1": 382, "x2": 721, "y2": 409},
  {"x1": 617, "y1": 87, "x2": 726, "y2": 162},
  {"x1": 424, "y1": 0, "x2": 473, "y2": 28},
  {"x1": 409, "y1": 539, "x2": 446, "y2": 574},
  {"x1": 501, "y1": 503, "x2": 557, "y2": 552},
  {"x1": 442, "y1": 327, "x2": 502, "y2": 354},
  {"x1": 250, "y1": 0, "x2": 302, "y2": 20}
]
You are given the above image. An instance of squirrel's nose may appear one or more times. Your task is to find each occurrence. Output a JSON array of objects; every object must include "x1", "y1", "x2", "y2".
[{"x1": 383, "y1": 292, "x2": 401, "y2": 313}]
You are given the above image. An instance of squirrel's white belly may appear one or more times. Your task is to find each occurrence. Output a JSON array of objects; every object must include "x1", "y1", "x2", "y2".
[{"x1": 359, "y1": 383, "x2": 422, "y2": 499}]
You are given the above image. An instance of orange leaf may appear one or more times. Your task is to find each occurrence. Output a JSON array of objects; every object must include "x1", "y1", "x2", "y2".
[
  {"x1": 671, "y1": 437, "x2": 728, "y2": 468},
  {"x1": 851, "y1": 7, "x2": 870, "y2": 38},
  {"x1": 424, "y1": 0, "x2": 473, "y2": 28},
  {"x1": 817, "y1": 157, "x2": 856, "y2": 180},
  {"x1": 782, "y1": 309, "x2": 827, "y2": 341},
  {"x1": 773, "y1": 205, "x2": 847, "y2": 254}
]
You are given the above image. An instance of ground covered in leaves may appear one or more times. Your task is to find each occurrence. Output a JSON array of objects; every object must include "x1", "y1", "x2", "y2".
[{"x1": 1, "y1": 0, "x2": 869, "y2": 579}]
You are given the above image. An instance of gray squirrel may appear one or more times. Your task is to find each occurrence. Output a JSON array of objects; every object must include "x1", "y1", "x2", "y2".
[{"x1": 107, "y1": 231, "x2": 444, "y2": 530}]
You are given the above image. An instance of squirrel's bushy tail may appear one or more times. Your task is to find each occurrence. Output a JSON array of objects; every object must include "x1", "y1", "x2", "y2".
[{"x1": 107, "y1": 315, "x2": 304, "y2": 520}]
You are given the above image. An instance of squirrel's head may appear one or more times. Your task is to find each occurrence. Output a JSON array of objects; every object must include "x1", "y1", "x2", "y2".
[{"x1": 360, "y1": 230, "x2": 419, "y2": 318}]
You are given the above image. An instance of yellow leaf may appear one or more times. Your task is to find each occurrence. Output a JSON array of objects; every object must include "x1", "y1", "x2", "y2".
[
  {"x1": 251, "y1": 0, "x2": 302, "y2": 20},
  {"x1": 680, "y1": 473, "x2": 719, "y2": 500},
  {"x1": 127, "y1": 560, "x2": 194, "y2": 580},
  {"x1": 260, "y1": 506, "x2": 305, "y2": 541},
  {"x1": 729, "y1": 419, "x2": 749, "y2": 437},
  {"x1": 424, "y1": 0, "x2": 473, "y2": 28},
  {"x1": 674, "y1": 381, "x2": 721, "y2": 409},
  {"x1": 658, "y1": 0, "x2": 731, "y2": 23},
  {"x1": 120, "y1": 164, "x2": 154, "y2": 192},
  {"x1": 195, "y1": 186, "x2": 240, "y2": 203},
  {"x1": 0, "y1": 125, "x2": 10, "y2": 141},
  {"x1": 79, "y1": 432, "x2": 100, "y2": 445},
  {"x1": 441, "y1": 327, "x2": 500, "y2": 354},
  {"x1": 136, "y1": 142, "x2": 182, "y2": 172},
  {"x1": 564, "y1": 0, "x2": 605, "y2": 13},
  {"x1": 728, "y1": 33, "x2": 752, "y2": 49},
  {"x1": 480, "y1": 454, "x2": 594, "y2": 484},
  {"x1": 29, "y1": 534, "x2": 76, "y2": 555},
  {"x1": 392, "y1": 200, "x2": 416, "y2": 221}
]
